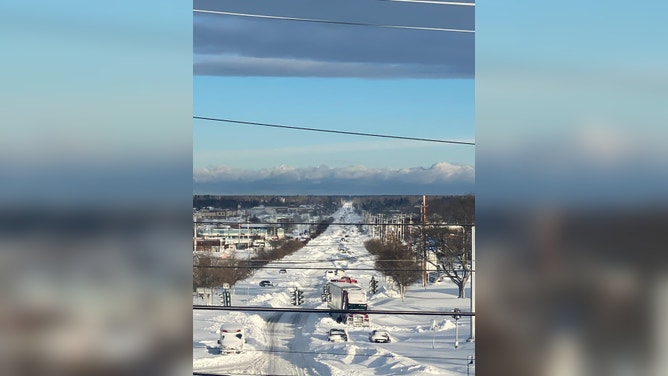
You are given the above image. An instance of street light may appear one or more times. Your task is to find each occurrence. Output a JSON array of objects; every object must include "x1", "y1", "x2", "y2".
[{"x1": 452, "y1": 308, "x2": 462, "y2": 349}]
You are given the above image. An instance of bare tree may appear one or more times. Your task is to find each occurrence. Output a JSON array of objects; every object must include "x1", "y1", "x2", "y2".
[
  {"x1": 424, "y1": 225, "x2": 472, "y2": 298},
  {"x1": 193, "y1": 254, "x2": 252, "y2": 289},
  {"x1": 268, "y1": 238, "x2": 282, "y2": 251},
  {"x1": 193, "y1": 254, "x2": 219, "y2": 290},
  {"x1": 365, "y1": 239, "x2": 421, "y2": 301}
]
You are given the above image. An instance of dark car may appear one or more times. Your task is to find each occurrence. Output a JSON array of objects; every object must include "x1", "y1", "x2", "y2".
[
  {"x1": 259, "y1": 280, "x2": 273, "y2": 287},
  {"x1": 328, "y1": 328, "x2": 348, "y2": 342},
  {"x1": 279, "y1": 269, "x2": 287, "y2": 274}
]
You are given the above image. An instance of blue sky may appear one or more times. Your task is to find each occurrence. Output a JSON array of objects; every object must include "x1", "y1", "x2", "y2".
[
  {"x1": 192, "y1": 0, "x2": 475, "y2": 195},
  {"x1": 193, "y1": 77, "x2": 474, "y2": 169}
]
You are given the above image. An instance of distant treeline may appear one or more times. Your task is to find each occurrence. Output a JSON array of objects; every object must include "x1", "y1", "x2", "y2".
[
  {"x1": 354, "y1": 194, "x2": 474, "y2": 224},
  {"x1": 193, "y1": 195, "x2": 344, "y2": 212},
  {"x1": 193, "y1": 194, "x2": 474, "y2": 224}
]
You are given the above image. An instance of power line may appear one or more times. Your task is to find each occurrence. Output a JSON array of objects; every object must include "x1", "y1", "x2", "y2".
[
  {"x1": 194, "y1": 373, "x2": 293, "y2": 376},
  {"x1": 194, "y1": 221, "x2": 476, "y2": 226},
  {"x1": 194, "y1": 116, "x2": 474, "y2": 145},
  {"x1": 193, "y1": 374, "x2": 268, "y2": 376},
  {"x1": 196, "y1": 347, "x2": 473, "y2": 361},
  {"x1": 192, "y1": 257, "x2": 470, "y2": 266},
  {"x1": 193, "y1": 9, "x2": 474, "y2": 34},
  {"x1": 192, "y1": 265, "x2": 468, "y2": 273},
  {"x1": 193, "y1": 305, "x2": 474, "y2": 316},
  {"x1": 193, "y1": 253, "x2": 471, "y2": 264},
  {"x1": 195, "y1": 347, "x2": 474, "y2": 375},
  {"x1": 379, "y1": 0, "x2": 474, "y2": 5}
]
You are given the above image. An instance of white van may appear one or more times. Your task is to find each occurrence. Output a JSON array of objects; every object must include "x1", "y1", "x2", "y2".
[{"x1": 217, "y1": 324, "x2": 245, "y2": 354}]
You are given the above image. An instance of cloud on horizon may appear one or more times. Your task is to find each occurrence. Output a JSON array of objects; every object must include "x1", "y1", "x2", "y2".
[
  {"x1": 194, "y1": 54, "x2": 471, "y2": 79},
  {"x1": 193, "y1": 162, "x2": 474, "y2": 195}
]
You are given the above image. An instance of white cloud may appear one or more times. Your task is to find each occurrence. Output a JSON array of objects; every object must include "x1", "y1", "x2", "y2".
[
  {"x1": 194, "y1": 54, "x2": 463, "y2": 78},
  {"x1": 193, "y1": 162, "x2": 474, "y2": 195}
]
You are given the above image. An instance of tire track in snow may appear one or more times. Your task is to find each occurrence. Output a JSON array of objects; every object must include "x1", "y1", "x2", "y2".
[{"x1": 266, "y1": 312, "x2": 312, "y2": 375}]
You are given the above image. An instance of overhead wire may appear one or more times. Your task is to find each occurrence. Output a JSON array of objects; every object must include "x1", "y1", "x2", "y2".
[
  {"x1": 193, "y1": 305, "x2": 474, "y2": 316},
  {"x1": 194, "y1": 220, "x2": 475, "y2": 226},
  {"x1": 193, "y1": 262, "x2": 467, "y2": 269},
  {"x1": 192, "y1": 265, "x2": 472, "y2": 273},
  {"x1": 193, "y1": 9, "x2": 474, "y2": 34},
  {"x1": 379, "y1": 0, "x2": 474, "y2": 5},
  {"x1": 193, "y1": 116, "x2": 475, "y2": 146},
  {"x1": 194, "y1": 373, "x2": 293, "y2": 376},
  {"x1": 194, "y1": 347, "x2": 473, "y2": 361},
  {"x1": 193, "y1": 255, "x2": 456, "y2": 264}
]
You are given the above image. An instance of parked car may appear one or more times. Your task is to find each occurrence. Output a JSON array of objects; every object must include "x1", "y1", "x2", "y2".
[
  {"x1": 279, "y1": 269, "x2": 287, "y2": 274},
  {"x1": 369, "y1": 330, "x2": 391, "y2": 343},
  {"x1": 328, "y1": 328, "x2": 348, "y2": 342},
  {"x1": 259, "y1": 280, "x2": 273, "y2": 287},
  {"x1": 217, "y1": 324, "x2": 245, "y2": 354}
]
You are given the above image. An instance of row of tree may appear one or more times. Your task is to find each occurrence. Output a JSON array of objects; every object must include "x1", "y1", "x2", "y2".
[{"x1": 364, "y1": 224, "x2": 472, "y2": 299}]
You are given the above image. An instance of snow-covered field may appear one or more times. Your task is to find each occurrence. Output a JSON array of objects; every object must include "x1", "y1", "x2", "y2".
[{"x1": 193, "y1": 203, "x2": 475, "y2": 375}]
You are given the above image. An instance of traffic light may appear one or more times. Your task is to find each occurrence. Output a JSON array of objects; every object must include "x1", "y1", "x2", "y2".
[
  {"x1": 290, "y1": 288, "x2": 297, "y2": 305},
  {"x1": 369, "y1": 277, "x2": 378, "y2": 294},
  {"x1": 221, "y1": 290, "x2": 231, "y2": 307},
  {"x1": 297, "y1": 289, "x2": 304, "y2": 305}
]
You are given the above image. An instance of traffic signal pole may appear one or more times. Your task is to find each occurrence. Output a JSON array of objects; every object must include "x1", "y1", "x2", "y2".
[{"x1": 467, "y1": 226, "x2": 475, "y2": 343}]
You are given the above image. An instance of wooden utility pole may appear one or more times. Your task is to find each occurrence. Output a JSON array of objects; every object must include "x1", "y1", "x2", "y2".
[
  {"x1": 193, "y1": 216, "x2": 197, "y2": 252},
  {"x1": 422, "y1": 195, "x2": 427, "y2": 287},
  {"x1": 468, "y1": 226, "x2": 475, "y2": 342}
]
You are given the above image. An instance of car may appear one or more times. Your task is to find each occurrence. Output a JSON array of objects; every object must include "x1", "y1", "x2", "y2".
[
  {"x1": 328, "y1": 328, "x2": 348, "y2": 342},
  {"x1": 369, "y1": 330, "x2": 391, "y2": 343},
  {"x1": 278, "y1": 269, "x2": 287, "y2": 274},
  {"x1": 217, "y1": 324, "x2": 245, "y2": 354},
  {"x1": 259, "y1": 280, "x2": 273, "y2": 287}
]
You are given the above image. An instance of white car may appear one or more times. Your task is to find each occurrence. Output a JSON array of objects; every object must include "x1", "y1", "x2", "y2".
[
  {"x1": 369, "y1": 330, "x2": 391, "y2": 343},
  {"x1": 328, "y1": 328, "x2": 348, "y2": 342},
  {"x1": 218, "y1": 324, "x2": 245, "y2": 354}
]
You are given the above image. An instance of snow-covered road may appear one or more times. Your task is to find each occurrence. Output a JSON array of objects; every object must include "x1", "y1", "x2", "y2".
[{"x1": 193, "y1": 202, "x2": 475, "y2": 375}]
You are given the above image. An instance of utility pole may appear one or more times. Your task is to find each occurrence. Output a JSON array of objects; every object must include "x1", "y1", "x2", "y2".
[
  {"x1": 193, "y1": 217, "x2": 197, "y2": 252},
  {"x1": 422, "y1": 195, "x2": 427, "y2": 287},
  {"x1": 467, "y1": 226, "x2": 475, "y2": 342},
  {"x1": 452, "y1": 308, "x2": 461, "y2": 349}
]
